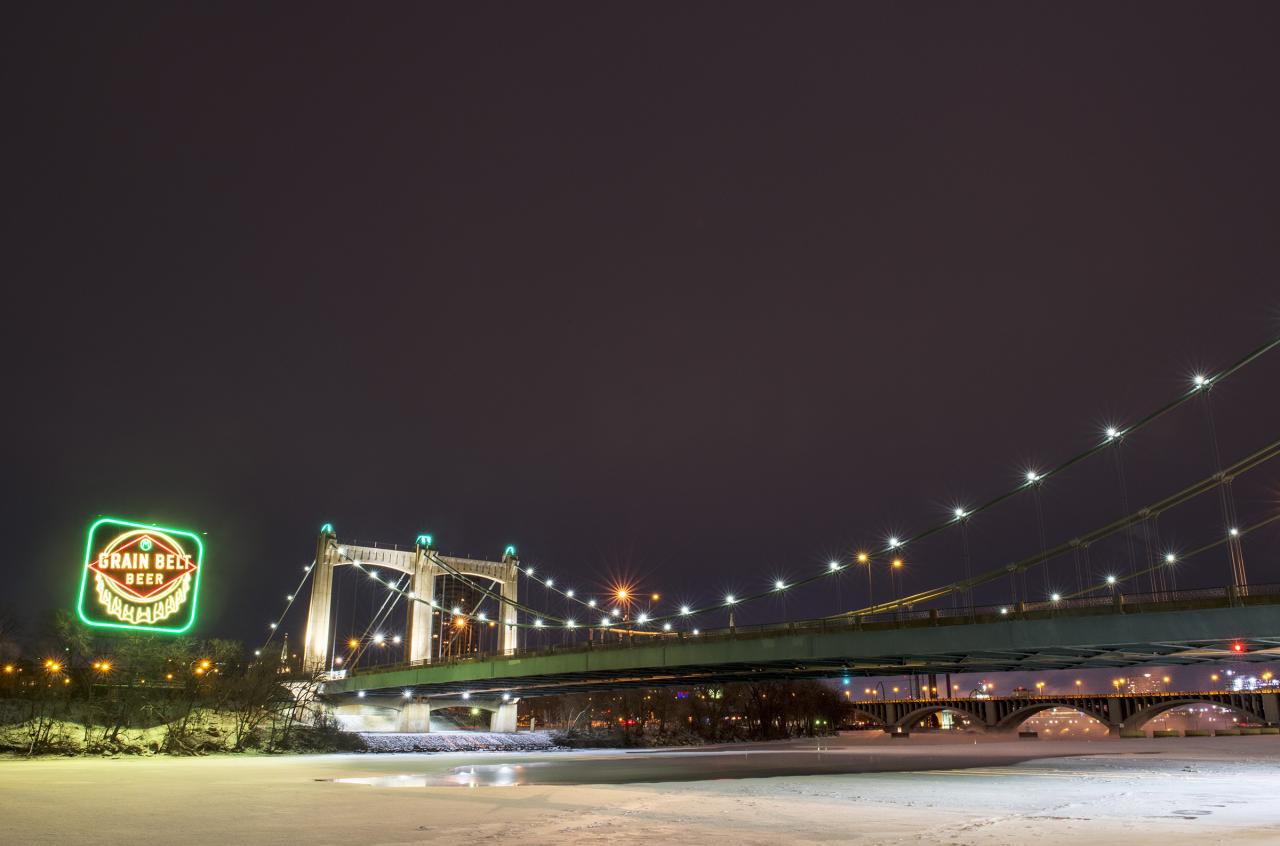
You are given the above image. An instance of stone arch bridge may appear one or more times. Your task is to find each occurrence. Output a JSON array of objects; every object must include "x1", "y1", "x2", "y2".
[{"x1": 848, "y1": 690, "x2": 1280, "y2": 732}]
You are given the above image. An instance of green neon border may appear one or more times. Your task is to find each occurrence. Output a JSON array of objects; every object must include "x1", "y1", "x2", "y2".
[{"x1": 75, "y1": 517, "x2": 204, "y2": 634}]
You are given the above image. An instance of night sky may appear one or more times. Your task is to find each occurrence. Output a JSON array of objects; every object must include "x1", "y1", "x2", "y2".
[{"x1": 4, "y1": 3, "x2": 1279, "y2": 663}]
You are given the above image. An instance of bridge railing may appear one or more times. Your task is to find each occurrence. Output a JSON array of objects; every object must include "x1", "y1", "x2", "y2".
[{"x1": 344, "y1": 582, "x2": 1280, "y2": 677}]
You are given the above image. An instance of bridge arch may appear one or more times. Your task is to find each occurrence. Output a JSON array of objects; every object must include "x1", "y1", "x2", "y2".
[
  {"x1": 1120, "y1": 697, "x2": 1266, "y2": 731},
  {"x1": 846, "y1": 707, "x2": 887, "y2": 727},
  {"x1": 993, "y1": 701, "x2": 1111, "y2": 732},
  {"x1": 894, "y1": 703, "x2": 986, "y2": 730}
]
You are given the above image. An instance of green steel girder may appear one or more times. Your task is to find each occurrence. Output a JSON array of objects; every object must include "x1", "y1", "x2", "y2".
[{"x1": 325, "y1": 603, "x2": 1280, "y2": 700}]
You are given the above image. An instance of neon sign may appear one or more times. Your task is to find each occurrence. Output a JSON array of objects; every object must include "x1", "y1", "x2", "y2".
[{"x1": 76, "y1": 517, "x2": 204, "y2": 633}]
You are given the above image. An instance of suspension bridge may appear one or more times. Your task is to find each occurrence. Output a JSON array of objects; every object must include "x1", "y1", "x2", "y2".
[{"x1": 259, "y1": 334, "x2": 1280, "y2": 732}]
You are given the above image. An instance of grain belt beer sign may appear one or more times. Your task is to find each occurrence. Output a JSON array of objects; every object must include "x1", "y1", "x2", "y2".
[{"x1": 77, "y1": 517, "x2": 204, "y2": 633}]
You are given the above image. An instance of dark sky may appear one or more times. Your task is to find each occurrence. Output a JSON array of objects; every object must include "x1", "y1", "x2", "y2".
[{"x1": 3, "y1": 3, "x2": 1279, "y2": 648}]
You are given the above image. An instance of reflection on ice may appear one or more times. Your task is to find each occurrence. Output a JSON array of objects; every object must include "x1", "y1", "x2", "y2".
[{"x1": 333, "y1": 764, "x2": 524, "y2": 788}]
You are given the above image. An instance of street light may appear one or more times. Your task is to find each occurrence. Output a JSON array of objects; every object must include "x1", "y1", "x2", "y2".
[{"x1": 858, "y1": 552, "x2": 873, "y2": 604}]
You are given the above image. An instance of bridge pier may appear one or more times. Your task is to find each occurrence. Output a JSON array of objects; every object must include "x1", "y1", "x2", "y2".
[
  {"x1": 397, "y1": 699, "x2": 432, "y2": 733},
  {"x1": 489, "y1": 701, "x2": 518, "y2": 733},
  {"x1": 1263, "y1": 692, "x2": 1280, "y2": 725}
]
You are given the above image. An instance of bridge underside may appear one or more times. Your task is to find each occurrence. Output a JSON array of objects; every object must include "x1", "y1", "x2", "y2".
[{"x1": 325, "y1": 603, "x2": 1280, "y2": 700}]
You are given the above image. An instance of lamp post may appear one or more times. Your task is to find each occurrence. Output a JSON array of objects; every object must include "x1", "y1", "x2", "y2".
[{"x1": 858, "y1": 552, "x2": 872, "y2": 605}]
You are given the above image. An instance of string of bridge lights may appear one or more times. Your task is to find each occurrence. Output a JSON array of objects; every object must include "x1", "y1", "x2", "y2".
[
  {"x1": 256, "y1": 561, "x2": 316, "y2": 656},
  {"x1": 258, "y1": 333, "x2": 1279, "y2": 645},
  {"x1": 860, "y1": 435, "x2": 1280, "y2": 616},
  {"x1": 502, "y1": 334, "x2": 1280, "y2": 627}
]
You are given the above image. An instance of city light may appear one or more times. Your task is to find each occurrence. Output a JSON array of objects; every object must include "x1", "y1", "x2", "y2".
[
  {"x1": 1050, "y1": 593, "x2": 1060, "y2": 602},
  {"x1": 662, "y1": 623, "x2": 672, "y2": 631},
  {"x1": 857, "y1": 552, "x2": 869, "y2": 563},
  {"x1": 636, "y1": 613, "x2": 649, "y2": 624}
]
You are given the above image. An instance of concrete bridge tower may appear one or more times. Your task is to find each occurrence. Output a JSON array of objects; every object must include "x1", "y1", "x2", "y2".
[{"x1": 301, "y1": 526, "x2": 519, "y2": 672}]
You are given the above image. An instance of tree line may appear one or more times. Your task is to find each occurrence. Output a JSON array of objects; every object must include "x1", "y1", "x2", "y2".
[{"x1": 0, "y1": 609, "x2": 351, "y2": 756}]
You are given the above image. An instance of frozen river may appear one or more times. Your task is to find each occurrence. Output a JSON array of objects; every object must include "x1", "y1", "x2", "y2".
[{"x1": 4, "y1": 733, "x2": 1280, "y2": 845}]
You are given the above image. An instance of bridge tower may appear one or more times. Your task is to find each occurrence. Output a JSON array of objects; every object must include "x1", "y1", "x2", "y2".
[{"x1": 300, "y1": 527, "x2": 520, "y2": 672}]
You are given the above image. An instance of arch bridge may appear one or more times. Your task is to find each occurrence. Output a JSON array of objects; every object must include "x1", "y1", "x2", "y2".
[{"x1": 848, "y1": 690, "x2": 1280, "y2": 732}]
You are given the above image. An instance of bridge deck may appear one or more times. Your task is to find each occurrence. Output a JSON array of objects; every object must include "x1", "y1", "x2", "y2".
[{"x1": 324, "y1": 587, "x2": 1280, "y2": 699}]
